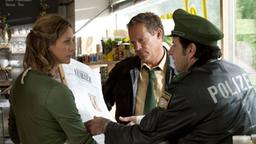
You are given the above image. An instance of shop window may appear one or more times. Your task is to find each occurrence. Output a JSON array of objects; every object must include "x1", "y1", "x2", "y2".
[
  {"x1": 76, "y1": 0, "x2": 222, "y2": 55},
  {"x1": 235, "y1": 0, "x2": 256, "y2": 86}
]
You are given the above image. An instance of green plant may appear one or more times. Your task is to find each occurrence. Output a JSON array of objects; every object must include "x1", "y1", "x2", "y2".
[
  {"x1": 40, "y1": 0, "x2": 49, "y2": 16},
  {"x1": 0, "y1": 15, "x2": 11, "y2": 43},
  {"x1": 236, "y1": 0, "x2": 256, "y2": 69}
]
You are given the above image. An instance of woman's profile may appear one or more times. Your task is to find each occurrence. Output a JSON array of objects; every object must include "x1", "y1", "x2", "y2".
[{"x1": 8, "y1": 14, "x2": 96, "y2": 144}]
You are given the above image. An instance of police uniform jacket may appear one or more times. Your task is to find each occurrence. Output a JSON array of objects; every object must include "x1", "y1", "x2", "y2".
[
  {"x1": 103, "y1": 49, "x2": 175, "y2": 123},
  {"x1": 104, "y1": 59, "x2": 256, "y2": 144}
]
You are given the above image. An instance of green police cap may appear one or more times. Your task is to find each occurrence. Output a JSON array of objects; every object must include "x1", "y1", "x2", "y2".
[{"x1": 171, "y1": 9, "x2": 224, "y2": 47}]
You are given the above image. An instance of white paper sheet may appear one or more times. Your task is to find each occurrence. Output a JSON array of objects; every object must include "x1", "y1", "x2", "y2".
[{"x1": 62, "y1": 59, "x2": 115, "y2": 144}]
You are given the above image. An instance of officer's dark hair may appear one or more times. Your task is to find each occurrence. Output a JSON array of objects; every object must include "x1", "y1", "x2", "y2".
[
  {"x1": 178, "y1": 36, "x2": 222, "y2": 66},
  {"x1": 127, "y1": 12, "x2": 164, "y2": 38}
]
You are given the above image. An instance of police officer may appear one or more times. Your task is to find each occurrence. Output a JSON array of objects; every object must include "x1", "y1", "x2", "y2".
[{"x1": 86, "y1": 9, "x2": 256, "y2": 144}]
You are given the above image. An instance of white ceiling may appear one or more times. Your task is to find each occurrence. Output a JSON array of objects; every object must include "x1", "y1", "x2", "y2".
[{"x1": 75, "y1": 0, "x2": 110, "y2": 21}]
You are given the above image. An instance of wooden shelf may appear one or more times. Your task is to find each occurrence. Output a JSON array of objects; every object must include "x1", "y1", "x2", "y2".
[
  {"x1": 85, "y1": 61, "x2": 119, "y2": 66},
  {"x1": 11, "y1": 35, "x2": 27, "y2": 38},
  {"x1": 0, "y1": 80, "x2": 11, "y2": 87},
  {"x1": 0, "y1": 46, "x2": 10, "y2": 49},
  {"x1": 0, "y1": 67, "x2": 12, "y2": 71},
  {"x1": 84, "y1": 61, "x2": 119, "y2": 73}
]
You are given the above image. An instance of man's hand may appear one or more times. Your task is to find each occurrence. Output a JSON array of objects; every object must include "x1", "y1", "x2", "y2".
[
  {"x1": 119, "y1": 115, "x2": 144, "y2": 125},
  {"x1": 85, "y1": 116, "x2": 110, "y2": 135}
]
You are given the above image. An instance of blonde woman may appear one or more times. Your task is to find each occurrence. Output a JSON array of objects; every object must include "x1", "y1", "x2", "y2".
[{"x1": 8, "y1": 14, "x2": 96, "y2": 144}]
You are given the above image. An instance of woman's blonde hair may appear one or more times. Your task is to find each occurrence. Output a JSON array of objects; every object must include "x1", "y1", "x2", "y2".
[{"x1": 24, "y1": 14, "x2": 71, "y2": 74}]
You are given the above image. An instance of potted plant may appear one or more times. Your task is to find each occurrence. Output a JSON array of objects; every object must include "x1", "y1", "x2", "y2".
[{"x1": 0, "y1": 15, "x2": 11, "y2": 46}]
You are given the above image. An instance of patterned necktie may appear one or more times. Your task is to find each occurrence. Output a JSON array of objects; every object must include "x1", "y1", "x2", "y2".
[{"x1": 144, "y1": 68, "x2": 157, "y2": 114}]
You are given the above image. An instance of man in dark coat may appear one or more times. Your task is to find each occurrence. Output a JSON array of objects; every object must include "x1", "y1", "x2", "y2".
[{"x1": 103, "y1": 12, "x2": 175, "y2": 123}]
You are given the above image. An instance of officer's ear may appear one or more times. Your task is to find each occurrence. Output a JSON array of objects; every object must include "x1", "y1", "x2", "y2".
[{"x1": 187, "y1": 43, "x2": 197, "y2": 59}]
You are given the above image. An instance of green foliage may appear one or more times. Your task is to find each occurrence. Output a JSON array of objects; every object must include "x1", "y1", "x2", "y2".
[
  {"x1": 163, "y1": 36, "x2": 172, "y2": 46},
  {"x1": 0, "y1": 16, "x2": 11, "y2": 43},
  {"x1": 101, "y1": 38, "x2": 118, "y2": 54},
  {"x1": 236, "y1": 0, "x2": 256, "y2": 69},
  {"x1": 40, "y1": 0, "x2": 49, "y2": 16},
  {"x1": 236, "y1": 0, "x2": 256, "y2": 19}
]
